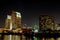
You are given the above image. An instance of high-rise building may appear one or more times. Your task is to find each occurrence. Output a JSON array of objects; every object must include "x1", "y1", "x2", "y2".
[
  {"x1": 55, "y1": 24, "x2": 60, "y2": 30},
  {"x1": 5, "y1": 11, "x2": 21, "y2": 29},
  {"x1": 11, "y1": 11, "x2": 21, "y2": 29},
  {"x1": 39, "y1": 15, "x2": 55, "y2": 30},
  {"x1": 4, "y1": 15, "x2": 11, "y2": 29},
  {"x1": 4, "y1": 11, "x2": 21, "y2": 40}
]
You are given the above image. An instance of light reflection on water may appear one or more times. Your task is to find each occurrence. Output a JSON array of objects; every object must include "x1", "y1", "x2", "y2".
[
  {"x1": 34, "y1": 37, "x2": 60, "y2": 40},
  {"x1": 39, "y1": 37, "x2": 60, "y2": 40},
  {"x1": 56, "y1": 37, "x2": 60, "y2": 40},
  {"x1": 38, "y1": 38, "x2": 55, "y2": 40},
  {"x1": 0, "y1": 34, "x2": 60, "y2": 40},
  {"x1": 0, "y1": 35, "x2": 1, "y2": 40}
]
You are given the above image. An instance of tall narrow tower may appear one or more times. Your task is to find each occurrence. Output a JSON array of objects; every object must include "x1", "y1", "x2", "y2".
[
  {"x1": 5, "y1": 15, "x2": 11, "y2": 29},
  {"x1": 4, "y1": 15, "x2": 12, "y2": 40}
]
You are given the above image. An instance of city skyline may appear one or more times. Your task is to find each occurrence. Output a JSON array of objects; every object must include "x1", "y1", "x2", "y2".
[{"x1": 0, "y1": 1, "x2": 60, "y2": 27}]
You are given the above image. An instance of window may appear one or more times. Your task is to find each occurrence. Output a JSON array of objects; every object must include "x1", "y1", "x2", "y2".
[{"x1": 16, "y1": 12, "x2": 21, "y2": 18}]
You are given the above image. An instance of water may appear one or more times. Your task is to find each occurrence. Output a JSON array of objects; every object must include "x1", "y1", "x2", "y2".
[
  {"x1": 0, "y1": 34, "x2": 60, "y2": 40},
  {"x1": 0, "y1": 35, "x2": 2, "y2": 40},
  {"x1": 33, "y1": 36, "x2": 38, "y2": 40},
  {"x1": 10, "y1": 35, "x2": 12, "y2": 40},
  {"x1": 56, "y1": 37, "x2": 60, "y2": 40}
]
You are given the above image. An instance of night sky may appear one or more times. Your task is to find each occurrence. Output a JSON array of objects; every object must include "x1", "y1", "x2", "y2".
[{"x1": 0, "y1": 0, "x2": 60, "y2": 27}]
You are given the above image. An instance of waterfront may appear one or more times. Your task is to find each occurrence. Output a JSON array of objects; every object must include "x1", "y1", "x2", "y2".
[
  {"x1": 0, "y1": 31, "x2": 60, "y2": 40},
  {"x1": 0, "y1": 35, "x2": 60, "y2": 40}
]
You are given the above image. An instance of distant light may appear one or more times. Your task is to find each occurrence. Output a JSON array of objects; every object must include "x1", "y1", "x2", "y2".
[
  {"x1": 33, "y1": 36, "x2": 38, "y2": 40},
  {"x1": 16, "y1": 12, "x2": 21, "y2": 18},
  {"x1": 34, "y1": 29, "x2": 38, "y2": 33},
  {"x1": 7, "y1": 15, "x2": 11, "y2": 19}
]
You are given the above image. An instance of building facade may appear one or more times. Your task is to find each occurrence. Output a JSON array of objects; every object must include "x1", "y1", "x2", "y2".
[
  {"x1": 4, "y1": 11, "x2": 21, "y2": 40},
  {"x1": 39, "y1": 15, "x2": 55, "y2": 30}
]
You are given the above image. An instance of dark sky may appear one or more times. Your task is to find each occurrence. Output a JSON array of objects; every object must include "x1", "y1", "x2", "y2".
[{"x1": 0, "y1": 0, "x2": 60, "y2": 27}]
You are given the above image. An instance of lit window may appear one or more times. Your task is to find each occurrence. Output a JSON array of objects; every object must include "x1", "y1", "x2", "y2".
[
  {"x1": 7, "y1": 15, "x2": 11, "y2": 19},
  {"x1": 16, "y1": 12, "x2": 21, "y2": 18},
  {"x1": 34, "y1": 29, "x2": 38, "y2": 33}
]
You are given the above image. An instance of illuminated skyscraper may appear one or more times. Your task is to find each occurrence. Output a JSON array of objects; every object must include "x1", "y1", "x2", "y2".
[
  {"x1": 4, "y1": 11, "x2": 21, "y2": 40},
  {"x1": 39, "y1": 15, "x2": 55, "y2": 30},
  {"x1": 5, "y1": 15, "x2": 11, "y2": 29},
  {"x1": 11, "y1": 11, "x2": 21, "y2": 29},
  {"x1": 5, "y1": 11, "x2": 21, "y2": 29},
  {"x1": 4, "y1": 15, "x2": 12, "y2": 40}
]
